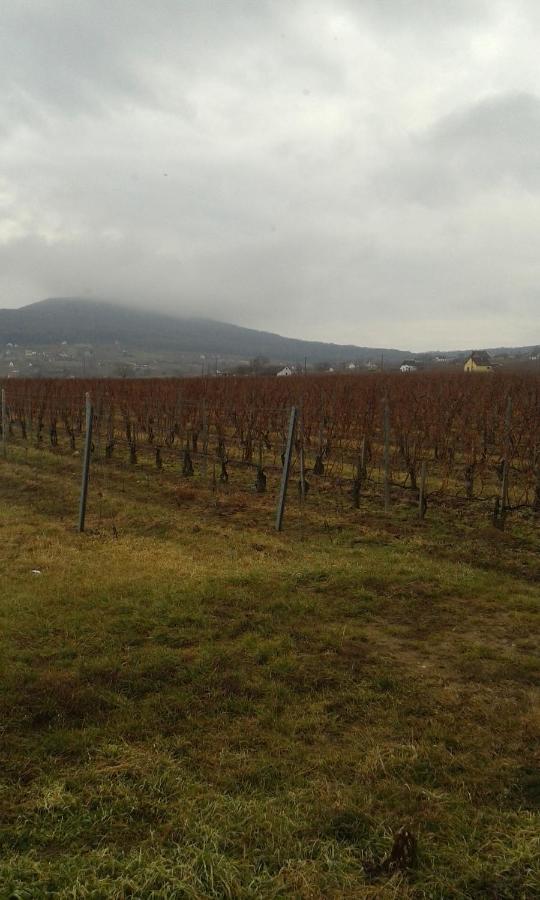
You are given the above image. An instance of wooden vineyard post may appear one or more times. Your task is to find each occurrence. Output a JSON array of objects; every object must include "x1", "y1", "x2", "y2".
[
  {"x1": 383, "y1": 397, "x2": 391, "y2": 512},
  {"x1": 1, "y1": 388, "x2": 6, "y2": 459},
  {"x1": 418, "y1": 460, "x2": 427, "y2": 519},
  {"x1": 495, "y1": 395, "x2": 512, "y2": 529},
  {"x1": 78, "y1": 392, "x2": 93, "y2": 533},
  {"x1": 275, "y1": 406, "x2": 297, "y2": 532}
]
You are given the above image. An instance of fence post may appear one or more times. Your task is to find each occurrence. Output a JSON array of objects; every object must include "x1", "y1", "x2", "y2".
[
  {"x1": 1, "y1": 388, "x2": 6, "y2": 459},
  {"x1": 78, "y1": 392, "x2": 93, "y2": 533},
  {"x1": 383, "y1": 397, "x2": 391, "y2": 512},
  {"x1": 418, "y1": 460, "x2": 427, "y2": 519},
  {"x1": 276, "y1": 406, "x2": 297, "y2": 532}
]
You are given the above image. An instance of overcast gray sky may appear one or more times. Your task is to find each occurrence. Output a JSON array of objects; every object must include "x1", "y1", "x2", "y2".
[{"x1": 1, "y1": 0, "x2": 540, "y2": 350}]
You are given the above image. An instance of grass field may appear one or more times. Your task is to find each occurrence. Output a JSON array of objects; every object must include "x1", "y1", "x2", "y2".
[{"x1": 0, "y1": 447, "x2": 539, "y2": 898}]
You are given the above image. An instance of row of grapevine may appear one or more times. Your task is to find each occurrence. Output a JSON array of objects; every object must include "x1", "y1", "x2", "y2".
[{"x1": 1, "y1": 372, "x2": 540, "y2": 526}]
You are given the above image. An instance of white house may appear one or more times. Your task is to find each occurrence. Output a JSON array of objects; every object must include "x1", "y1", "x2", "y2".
[
  {"x1": 276, "y1": 366, "x2": 294, "y2": 377},
  {"x1": 400, "y1": 360, "x2": 418, "y2": 373}
]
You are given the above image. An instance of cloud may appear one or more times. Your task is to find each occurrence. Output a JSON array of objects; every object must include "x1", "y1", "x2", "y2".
[
  {"x1": 372, "y1": 91, "x2": 540, "y2": 207},
  {"x1": 430, "y1": 92, "x2": 540, "y2": 190},
  {"x1": 1, "y1": 0, "x2": 540, "y2": 350}
]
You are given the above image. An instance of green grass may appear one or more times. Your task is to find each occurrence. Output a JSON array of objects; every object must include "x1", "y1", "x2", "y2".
[{"x1": 0, "y1": 447, "x2": 539, "y2": 898}]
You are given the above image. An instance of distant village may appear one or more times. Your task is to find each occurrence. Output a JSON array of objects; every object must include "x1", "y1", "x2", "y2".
[
  {"x1": 215, "y1": 349, "x2": 539, "y2": 377},
  {"x1": 0, "y1": 341, "x2": 539, "y2": 379}
]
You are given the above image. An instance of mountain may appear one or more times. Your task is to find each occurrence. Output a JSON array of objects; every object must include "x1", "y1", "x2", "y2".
[{"x1": 0, "y1": 298, "x2": 410, "y2": 365}]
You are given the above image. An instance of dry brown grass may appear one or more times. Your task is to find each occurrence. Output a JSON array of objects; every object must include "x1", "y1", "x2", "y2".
[{"x1": 0, "y1": 445, "x2": 538, "y2": 897}]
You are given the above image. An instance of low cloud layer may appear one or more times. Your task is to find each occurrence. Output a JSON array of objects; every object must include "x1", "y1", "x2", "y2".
[{"x1": 1, "y1": 0, "x2": 540, "y2": 349}]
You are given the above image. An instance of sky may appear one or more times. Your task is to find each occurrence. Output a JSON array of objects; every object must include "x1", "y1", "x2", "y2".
[{"x1": 1, "y1": 0, "x2": 540, "y2": 351}]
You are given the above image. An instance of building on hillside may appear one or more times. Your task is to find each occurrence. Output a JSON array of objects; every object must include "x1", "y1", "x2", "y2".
[
  {"x1": 464, "y1": 351, "x2": 493, "y2": 372},
  {"x1": 400, "y1": 360, "x2": 419, "y2": 373},
  {"x1": 276, "y1": 366, "x2": 295, "y2": 377}
]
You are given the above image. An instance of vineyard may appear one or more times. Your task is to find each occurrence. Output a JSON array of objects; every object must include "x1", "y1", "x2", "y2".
[
  {"x1": 2, "y1": 372, "x2": 540, "y2": 898},
  {"x1": 2, "y1": 372, "x2": 540, "y2": 529}
]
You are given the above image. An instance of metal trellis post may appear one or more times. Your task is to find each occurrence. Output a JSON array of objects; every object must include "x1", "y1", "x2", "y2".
[
  {"x1": 78, "y1": 392, "x2": 93, "y2": 533},
  {"x1": 275, "y1": 406, "x2": 297, "y2": 532}
]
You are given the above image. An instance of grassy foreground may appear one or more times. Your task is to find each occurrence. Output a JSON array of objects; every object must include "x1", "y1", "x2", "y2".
[{"x1": 0, "y1": 448, "x2": 539, "y2": 898}]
